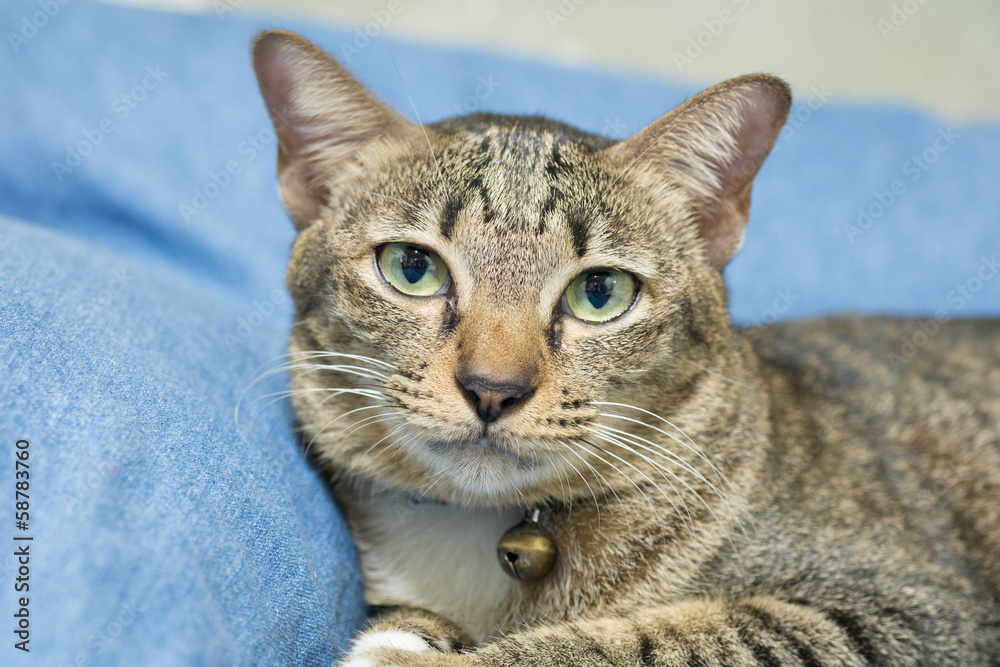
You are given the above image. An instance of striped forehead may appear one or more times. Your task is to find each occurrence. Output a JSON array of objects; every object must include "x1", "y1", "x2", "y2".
[{"x1": 435, "y1": 127, "x2": 592, "y2": 289}]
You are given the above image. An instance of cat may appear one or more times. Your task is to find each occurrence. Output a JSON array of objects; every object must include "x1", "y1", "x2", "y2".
[{"x1": 252, "y1": 30, "x2": 1000, "y2": 666}]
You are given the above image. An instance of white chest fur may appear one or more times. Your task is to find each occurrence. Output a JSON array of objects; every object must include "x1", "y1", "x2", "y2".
[{"x1": 352, "y1": 493, "x2": 523, "y2": 644}]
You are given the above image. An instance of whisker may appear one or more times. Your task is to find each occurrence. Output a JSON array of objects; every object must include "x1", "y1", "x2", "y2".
[
  {"x1": 545, "y1": 450, "x2": 570, "y2": 512},
  {"x1": 246, "y1": 351, "x2": 396, "y2": 389},
  {"x1": 305, "y1": 394, "x2": 399, "y2": 451},
  {"x1": 590, "y1": 421, "x2": 748, "y2": 541},
  {"x1": 587, "y1": 421, "x2": 750, "y2": 566},
  {"x1": 551, "y1": 452, "x2": 573, "y2": 515},
  {"x1": 339, "y1": 411, "x2": 406, "y2": 441},
  {"x1": 591, "y1": 402, "x2": 730, "y2": 487},
  {"x1": 592, "y1": 420, "x2": 728, "y2": 504},
  {"x1": 585, "y1": 429, "x2": 693, "y2": 536},
  {"x1": 284, "y1": 350, "x2": 398, "y2": 370},
  {"x1": 243, "y1": 386, "x2": 384, "y2": 443},
  {"x1": 388, "y1": 51, "x2": 450, "y2": 203},
  {"x1": 563, "y1": 439, "x2": 635, "y2": 531},
  {"x1": 415, "y1": 453, "x2": 459, "y2": 499},
  {"x1": 310, "y1": 414, "x2": 404, "y2": 460},
  {"x1": 280, "y1": 363, "x2": 390, "y2": 385},
  {"x1": 255, "y1": 385, "x2": 383, "y2": 410},
  {"x1": 237, "y1": 351, "x2": 396, "y2": 421},
  {"x1": 577, "y1": 434, "x2": 674, "y2": 531},
  {"x1": 556, "y1": 445, "x2": 605, "y2": 527},
  {"x1": 359, "y1": 420, "x2": 414, "y2": 459}
]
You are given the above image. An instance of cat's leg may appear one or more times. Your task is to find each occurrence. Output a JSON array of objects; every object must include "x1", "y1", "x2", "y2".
[
  {"x1": 339, "y1": 605, "x2": 471, "y2": 667},
  {"x1": 468, "y1": 597, "x2": 862, "y2": 666},
  {"x1": 343, "y1": 594, "x2": 979, "y2": 666},
  {"x1": 464, "y1": 595, "x2": 967, "y2": 666}
]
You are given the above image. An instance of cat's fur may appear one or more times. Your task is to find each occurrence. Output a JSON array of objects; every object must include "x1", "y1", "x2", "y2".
[{"x1": 253, "y1": 31, "x2": 1000, "y2": 665}]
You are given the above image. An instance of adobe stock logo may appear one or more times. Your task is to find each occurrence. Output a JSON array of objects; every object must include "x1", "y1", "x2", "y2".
[
  {"x1": 877, "y1": 0, "x2": 932, "y2": 40},
  {"x1": 740, "y1": 287, "x2": 799, "y2": 342},
  {"x1": 844, "y1": 126, "x2": 959, "y2": 244},
  {"x1": 337, "y1": 0, "x2": 411, "y2": 63},
  {"x1": 7, "y1": 0, "x2": 72, "y2": 54},
  {"x1": 545, "y1": 0, "x2": 589, "y2": 31},
  {"x1": 179, "y1": 127, "x2": 274, "y2": 222},
  {"x1": 224, "y1": 290, "x2": 290, "y2": 351},
  {"x1": 76, "y1": 268, "x2": 133, "y2": 317},
  {"x1": 887, "y1": 255, "x2": 998, "y2": 373},
  {"x1": 51, "y1": 66, "x2": 170, "y2": 181},
  {"x1": 443, "y1": 75, "x2": 502, "y2": 116},
  {"x1": 672, "y1": 0, "x2": 753, "y2": 72}
]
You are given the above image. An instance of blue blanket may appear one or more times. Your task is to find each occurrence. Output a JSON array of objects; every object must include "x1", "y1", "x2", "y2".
[{"x1": 1, "y1": 1, "x2": 997, "y2": 665}]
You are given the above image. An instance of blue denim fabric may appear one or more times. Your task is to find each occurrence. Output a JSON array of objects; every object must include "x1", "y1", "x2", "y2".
[
  {"x1": 0, "y1": 217, "x2": 365, "y2": 666},
  {"x1": 0, "y1": 0, "x2": 998, "y2": 665}
]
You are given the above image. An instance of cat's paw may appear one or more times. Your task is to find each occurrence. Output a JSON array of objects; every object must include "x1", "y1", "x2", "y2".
[{"x1": 339, "y1": 629, "x2": 435, "y2": 667}]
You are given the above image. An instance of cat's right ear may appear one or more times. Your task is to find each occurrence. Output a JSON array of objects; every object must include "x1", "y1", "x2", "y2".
[
  {"x1": 253, "y1": 31, "x2": 420, "y2": 230},
  {"x1": 607, "y1": 75, "x2": 791, "y2": 269}
]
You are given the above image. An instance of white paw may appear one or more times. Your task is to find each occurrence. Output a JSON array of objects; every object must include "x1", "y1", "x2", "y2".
[{"x1": 340, "y1": 630, "x2": 433, "y2": 667}]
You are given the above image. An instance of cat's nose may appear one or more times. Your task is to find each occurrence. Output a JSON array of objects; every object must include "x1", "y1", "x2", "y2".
[{"x1": 455, "y1": 371, "x2": 536, "y2": 424}]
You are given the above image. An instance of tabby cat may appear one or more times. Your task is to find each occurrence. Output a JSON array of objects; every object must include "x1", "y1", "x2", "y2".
[{"x1": 252, "y1": 30, "x2": 1000, "y2": 666}]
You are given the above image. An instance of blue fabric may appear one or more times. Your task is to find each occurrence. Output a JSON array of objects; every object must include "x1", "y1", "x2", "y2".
[
  {"x1": 0, "y1": 0, "x2": 998, "y2": 665},
  {"x1": 0, "y1": 218, "x2": 365, "y2": 665}
]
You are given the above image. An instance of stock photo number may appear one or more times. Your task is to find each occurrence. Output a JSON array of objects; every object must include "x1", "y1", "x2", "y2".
[{"x1": 13, "y1": 438, "x2": 32, "y2": 653}]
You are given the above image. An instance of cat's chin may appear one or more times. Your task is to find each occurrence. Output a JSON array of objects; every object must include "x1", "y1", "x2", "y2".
[
  {"x1": 428, "y1": 436, "x2": 538, "y2": 469},
  {"x1": 416, "y1": 436, "x2": 556, "y2": 504}
]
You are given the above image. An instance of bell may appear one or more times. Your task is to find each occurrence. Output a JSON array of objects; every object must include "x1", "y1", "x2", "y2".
[{"x1": 496, "y1": 509, "x2": 557, "y2": 582}]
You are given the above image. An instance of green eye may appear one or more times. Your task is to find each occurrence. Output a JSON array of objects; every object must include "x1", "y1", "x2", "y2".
[
  {"x1": 378, "y1": 243, "x2": 450, "y2": 297},
  {"x1": 563, "y1": 269, "x2": 637, "y2": 323}
]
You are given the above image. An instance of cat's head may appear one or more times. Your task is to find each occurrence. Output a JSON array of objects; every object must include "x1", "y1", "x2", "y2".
[{"x1": 253, "y1": 31, "x2": 790, "y2": 507}]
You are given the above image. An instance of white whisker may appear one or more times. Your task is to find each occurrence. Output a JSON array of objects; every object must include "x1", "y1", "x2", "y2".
[
  {"x1": 591, "y1": 402, "x2": 730, "y2": 487},
  {"x1": 556, "y1": 444, "x2": 608, "y2": 527},
  {"x1": 581, "y1": 432, "x2": 688, "y2": 533},
  {"x1": 563, "y1": 439, "x2": 636, "y2": 531},
  {"x1": 585, "y1": 428, "x2": 693, "y2": 535},
  {"x1": 591, "y1": 419, "x2": 748, "y2": 538},
  {"x1": 591, "y1": 421, "x2": 728, "y2": 507},
  {"x1": 388, "y1": 51, "x2": 450, "y2": 203}
]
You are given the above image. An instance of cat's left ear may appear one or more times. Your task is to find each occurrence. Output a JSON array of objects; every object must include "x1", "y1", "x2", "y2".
[
  {"x1": 607, "y1": 75, "x2": 791, "y2": 269},
  {"x1": 253, "y1": 30, "x2": 421, "y2": 230}
]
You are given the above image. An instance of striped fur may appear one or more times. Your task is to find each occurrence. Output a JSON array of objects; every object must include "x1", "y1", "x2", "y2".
[{"x1": 253, "y1": 32, "x2": 1000, "y2": 665}]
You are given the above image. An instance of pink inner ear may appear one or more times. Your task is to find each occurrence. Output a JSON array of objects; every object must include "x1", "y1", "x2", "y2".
[
  {"x1": 717, "y1": 85, "x2": 789, "y2": 199},
  {"x1": 253, "y1": 31, "x2": 421, "y2": 230},
  {"x1": 608, "y1": 75, "x2": 789, "y2": 269},
  {"x1": 697, "y1": 82, "x2": 789, "y2": 268},
  {"x1": 253, "y1": 34, "x2": 324, "y2": 160},
  {"x1": 253, "y1": 34, "x2": 333, "y2": 228},
  {"x1": 254, "y1": 41, "x2": 292, "y2": 116},
  {"x1": 697, "y1": 185, "x2": 753, "y2": 269},
  {"x1": 275, "y1": 147, "x2": 328, "y2": 229}
]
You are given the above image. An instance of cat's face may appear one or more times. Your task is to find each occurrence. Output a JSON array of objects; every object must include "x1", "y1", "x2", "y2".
[{"x1": 254, "y1": 32, "x2": 789, "y2": 506}]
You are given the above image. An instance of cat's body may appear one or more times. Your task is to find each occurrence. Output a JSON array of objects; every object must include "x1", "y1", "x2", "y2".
[
  {"x1": 253, "y1": 31, "x2": 1000, "y2": 665},
  {"x1": 340, "y1": 317, "x2": 1000, "y2": 662}
]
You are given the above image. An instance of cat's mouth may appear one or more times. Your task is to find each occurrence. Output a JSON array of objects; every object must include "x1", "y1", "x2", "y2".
[
  {"x1": 428, "y1": 435, "x2": 539, "y2": 471},
  {"x1": 415, "y1": 433, "x2": 559, "y2": 502}
]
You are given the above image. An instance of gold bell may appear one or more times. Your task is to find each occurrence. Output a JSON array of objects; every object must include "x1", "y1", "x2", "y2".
[{"x1": 496, "y1": 509, "x2": 557, "y2": 582}]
